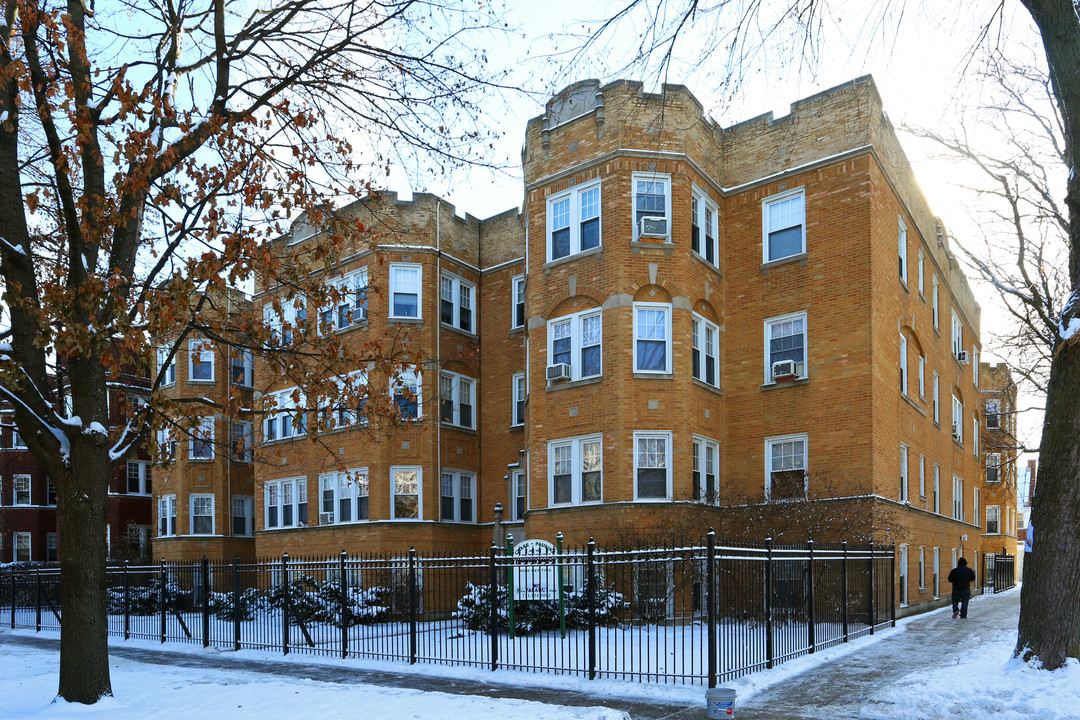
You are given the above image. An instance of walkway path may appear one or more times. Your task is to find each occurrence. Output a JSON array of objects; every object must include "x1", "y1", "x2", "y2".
[{"x1": 0, "y1": 590, "x2": 1020, "y2": 720}]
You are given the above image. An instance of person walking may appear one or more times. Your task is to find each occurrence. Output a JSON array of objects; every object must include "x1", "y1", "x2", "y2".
[{"x1": 948, "y1": 557, "x2": 977, "y2": 618}]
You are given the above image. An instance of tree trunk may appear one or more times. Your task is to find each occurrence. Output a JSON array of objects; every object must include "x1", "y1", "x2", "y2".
[
  {"x1": 55, "y1": 417, "x2": 114, "y2": 701},
  {"x1": 1017, "y1": 342, "x2": 1080, "y2": 669}
]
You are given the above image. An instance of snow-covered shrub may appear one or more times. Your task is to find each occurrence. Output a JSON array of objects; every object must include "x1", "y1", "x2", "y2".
[{"x1": 457, "y1": 582, "x2": 623, "y2": 634}]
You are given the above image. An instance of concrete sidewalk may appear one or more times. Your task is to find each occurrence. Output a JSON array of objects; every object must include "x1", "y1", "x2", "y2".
[{"x1": 0, "y1": 589, "x2": 1020, "y2": 720}]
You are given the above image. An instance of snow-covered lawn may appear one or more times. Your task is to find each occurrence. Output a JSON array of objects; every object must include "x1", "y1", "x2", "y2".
[{"x1": 0, "y1": 641, "x2": 628, "y2": 720}]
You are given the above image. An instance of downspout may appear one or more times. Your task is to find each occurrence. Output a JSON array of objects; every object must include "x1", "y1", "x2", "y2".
[{"x1": 435, "y1": 200, "x2": 441, "y2": 523}]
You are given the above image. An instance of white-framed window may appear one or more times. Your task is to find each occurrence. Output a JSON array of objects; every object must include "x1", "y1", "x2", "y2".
[
  {"x1": 7, "y1": 416, "x2": 24, "y2": 450},
  {"x1": 126, "y1": 461, "x2": 150, "y2": 495},
  {"x1": 263, "y1": 296, "x2": 307, "y2": 346},
  {"x1": 986, "y1": 453, "x2": 1001, "y2": 483},
  {"x1": 952, "y1": 476, "x2": 963, "y2": 521},
  {"x1": 391, "y1": 466, "x2": 422, "y2": 519},
  {"x1": 762, "y1": 188, "x2": 805, "y2": 262},
  {"x1": 321, "y1": 267, "x2": 368, "y2": 332},
  {"x1": 13, "y1": 532, "x2": 30, "y2": 562},
  {"x1": 918, "y1": 356, "x2": 926, "y2": 398},
  {"x1": 974, "y1": 418, "x2": 980, "y2": 457},
  {"x1": 898, "y1": 216, "x2": 908, "y2": 284},
  {"x1": 633, "y1": 173, "x2": 671, "y2": 242},
  {"x1": 986, "y1": 504, "x2": 1001, "y2": 534},
  {"x1": 918, "y1": 248, "x2": 924, "y2": 295},
  {"x1": 634, "y1": 303, "x2": 672, "y2": 374},
  {"x1": 511, "y1": 275, "x2": 526, "y2": 329},
  {"x1": 766, "y1": 433, "x2": 807, "y2": 501},
  {"x1": 933, "y1": 464, "x2": 941, "y2": 514},
  {"x1": 899, "y1": 444, "x2": 909, "y2": 502},
  {"x1": 389, "y1": 263, "x2": 422, "y2": 319},
  {"x1": 973, "y1": 487, "x2": 980, "y2": 528},
  {"x1": 932, "y1": 276, "x2": 940, "y2": 330},
  {"x1": 156, "y1": 427, "x2": 178, "y2": 458},
  {"x1": 899, "y1": 333, "x2": 908, "y2": 395},
  {"x1": 764, "y1": 311, "x2": 807, "y2": 382},
  {"x1": 634, "y1": 431, "x2": 672, "y2": 500},
  {"x1": 510, "y1": 469, "x2": 526, "y2": 521},
  {"x1": 46, "y1": 532, "x2": 58, "y2": 562},
  {"x1": 986, "y1": 399, "x2": 1001, "y2": 429},
  {"x1": 189, "y1": 416, "x2": 215, "y2": 460},
  {"x1": 230, "y1": 349, "x2": 254, "y2": 387},
  {"x1": 231, "y1": 496, "x2": 254, "y2": 536},
  {"x1": 264, "y1": 477, "x2": 308, "y2": 529},
  {"x1": 441, "y1": 272, "x2": 475, "y2": 333},
  {"x1": 932, "y1": 371, "x2": 940, "y2": 423},
  {"x1": 692, "y1": 436, "x2": 720, "y2": 503},
  {"x1": 918, "y1": 546, "x2": 926, "y2": 589},
  {"x1": 548, "y1": 181, "x2": 601, "y2": 261},
  {"x1": 440, "y1": 469, "x2": 475, "y2": 523},
  {"x1": 46, "y1": 478, "x2": 56, "y2": 506},
  {"x1": 951, "y1": 311, "x2": 963, "y2": 358},
  {"x1": 933, "y1": 547, "x2": 941, "y2": 597},
  {"x1": 899, "y1": 544, "x2": 909, "y2": 606},
  {"x1": 13, "y1": 474, "x2": 31, "y2": 505},
  {"x1": 549, "y1": 434, "x2": 602, "y2": 506},
  {"x1": 190, "y1": 494, "x2": 215, "y2": 535},
  {"x1": 512, "y1": 372, "x2": 526, "y2": 426},
  {"x1": 316, "y1": 371, "x2": 369, "y2": 431},
  {"x1": 548, "y1": 309, "x2": 602, "y2": 381},
  {"x1": 440, "y1": 372, "x2": 475, "y2": 429},
  {"x1": 919, "y1": 454, "x2": 926, "y2": 497},
  {"x1": 264, "y1": 388, "x2": 306, "y2": 441},
  {"x1": 158, "y1": 495, "x2": 176, "y2": 537},
  {"x1": 952, "y1": 396, "x2": 963, "y2": 443},
  {"x1": 188, "y1": 338, "x2": 215, "y2": 382},
  {"x1": 157, "y1": 347, "x2": 176, "y2": 387},
  {"x1": 973, "y1": 346, "x2": 980, "y2": 388},
  {"x1": 391, "y1": 369, "x2": 422, "y2": 420},
  {"x1": 691, "y1": 186, "x2": 719, "y2": 266},
  {"x1": 692, "y1": 313, "x2": 720, "y2": 387},
  {"x1": 231, "y1": 421, "x2": 254, "y2": 463},
  {"x1": 319, "y1": 469, "x2": 369, "y2": 524}
]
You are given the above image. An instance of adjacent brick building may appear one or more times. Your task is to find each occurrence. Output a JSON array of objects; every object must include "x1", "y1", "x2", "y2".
[
  {"x1": 0, "y1": 373, "x2": 153, "y2": 563},
  {"x1": 978, "y1": 362, "x2": 1020, "y2": 575},
  {"x1": 153, "y1": 76, "x2": 998, "y2": 617}
]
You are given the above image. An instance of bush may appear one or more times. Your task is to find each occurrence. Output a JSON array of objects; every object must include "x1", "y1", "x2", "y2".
[
  {"x1": 265, "y1": 575, "x2": 389, "y2": 627},
  {"x1": 457, "y1": 582, "x2": 623, "y2": 634},
  {"x1": 208, "y1": 588, "x2": 267, "y2": 621},
  {"x1": 104, "y1": 581, "x2": 191, "y2": 616}
]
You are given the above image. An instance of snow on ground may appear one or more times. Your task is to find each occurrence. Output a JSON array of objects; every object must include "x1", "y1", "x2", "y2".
[{"x1": 0, "y1": 642, "x2": 628, "y2": 720}]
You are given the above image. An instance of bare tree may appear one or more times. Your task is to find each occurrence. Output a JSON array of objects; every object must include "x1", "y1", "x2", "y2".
[{"x1": 0, "y1": 0, "x2": 509, "y2": 703}]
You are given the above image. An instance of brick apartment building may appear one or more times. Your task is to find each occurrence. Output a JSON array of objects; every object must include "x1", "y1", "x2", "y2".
[
  {"x1": 978, "y1": 362, "x2": 1020, "y2": 561},
  {"x1": 0, "y1": 373, "x2": 153, "y2": 563},
  {"x1": 152, "y1": 75, "x2": 1002, "y2": 616}
]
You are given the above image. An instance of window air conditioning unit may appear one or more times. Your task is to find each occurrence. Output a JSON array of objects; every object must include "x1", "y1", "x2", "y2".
[
  {"x1": 952, "y1": 423, "x2": 961, "y2": 441},
  {"x1": 956, "y1": 350, "x2": 970, "y2": 364},
  {"x1": 639, "y1": 216, "x2": 668, "y2": 238},
  {"x1": 771, "y1": 359, "x2": 798, "y2": 380},
  {"x1": 546, "y1": 363, "x2": 571, "y2": 382},
  {"x1": 319, "y1": 512, "x2": 335, "y2": 525}
]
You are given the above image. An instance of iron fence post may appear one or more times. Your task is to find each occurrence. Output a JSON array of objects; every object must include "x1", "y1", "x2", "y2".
[
  {"x1": 233, "y1": 555, "x2": 240, "y2": 652},
  {"x1": 765, "y1": 537, "x2": 774, "y2": 669},
  {"x1": 35, "y1": 566, "x2": 41, "y2": 632},
  {"x1": 408, "y1": 547, "x2": 418, "y2": 665},
  {"x1": 282, "y1": 553, "x2": 290, "y2": 655},
  {"x1": 489, "y1": 544, "x2": 498, "y2": 672},
  {"x1": 556, "y1": 532, "x2": 566, "y2": 640},
  {"x1": 123, "y1": 561, "x2": 131, "y2": 640},
  {"x1": 9, "y1": 571, "x2": 15, "y2": 628},
  {"x1": 807, "y1": 539, "x2": 815, "y2": 653},
  {"x1": 706, "y1": 529, "x2": 717, "y2": 688},
  {"x1": 201, "y1": 557, "x2": 210, "y2": 648},
  {"x1": 159, "y1": 559, "x2": 167, "y2": 643},
  {"x1": 868, "y1": 541, "x2": 875, "y2": 635},
  {"x1": 841, "y1": 541, "x2": 849, "y2": 643},
  {"x1": 587, "y1": 538, "x2": 596, "y2": 681},
  {"x1": 890, "y1": 545, "x2": 896, "y2": 628},
  {"x1": 340, "y1": 551, "x2": 349, "y2": 659},
  {"x1": 505, "y1": 534, "x2": 515, "y2": 639}
]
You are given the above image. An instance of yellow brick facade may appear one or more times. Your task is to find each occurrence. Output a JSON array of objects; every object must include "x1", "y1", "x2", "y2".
[{"x1": 153, "y1": 76, "x2": 998, "y2": 619}]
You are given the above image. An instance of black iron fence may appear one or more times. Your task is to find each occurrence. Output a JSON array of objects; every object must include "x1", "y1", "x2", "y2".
[
  {"x1": 0, "y1": 535, "x2": 895, "y2": 686},
  {"x1": 982, "y1": 553, "x2": 1017, "y2": 594}
]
